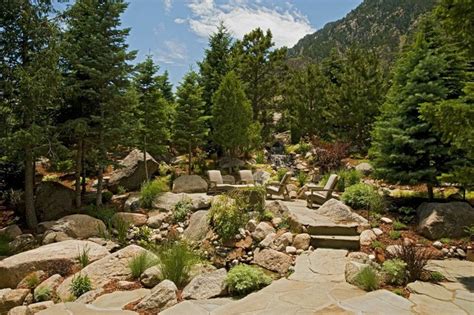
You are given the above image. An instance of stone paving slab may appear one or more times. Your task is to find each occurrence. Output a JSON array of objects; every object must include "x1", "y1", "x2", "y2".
[
  {"x1": 409, "y1": 293, "x2": 468, "y2": 315},
  {"x1": 91, "y1": 289, "x2": 150, "y2": 310},
  {"x1": 340, "y1": 289, "x2": 415, "y2": 315},
  {"x1": 36, "y1": 302, "x2": 138, "y2": 315}
]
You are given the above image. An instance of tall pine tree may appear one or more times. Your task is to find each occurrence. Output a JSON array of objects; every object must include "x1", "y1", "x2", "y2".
[
  {"x1": 1, "y1": 0, "x2": 61, "y2": 228},
  {"x1": 370, "y1": 16, "x2": 465, "y2": 198},
  {"x1": 61, "y1": 0, "x2": 136, "y2": 206},
  {"x1": 173, "y1": 71, "x2": 209, "y2": 174}
]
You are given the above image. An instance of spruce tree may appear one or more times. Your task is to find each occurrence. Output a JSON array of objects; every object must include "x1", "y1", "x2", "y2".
[
  {"x1": 212, "y1": 71, "x2": 253, "y2": 157},
  {"x1": 173, "y1": 71, "x2": 209, "y2": 174},
  {"x1": 157, "y1": 70, "x2": 174, "y2": 103},
  {"x1": 132, "y1": 56, "x2": 170, "y2": 180},
  {"x1": 62, "y1": 0, "x2": 136, "y2": 206},
  {"x1": 370, "y1": 17, "x2": 464, "y2": 198},
  {"x1": 198, "y1": 22, "x2": 232, "y2": 118},
  {"x1": 0, "y1": 0, "x2": 61, "y2": 229}
]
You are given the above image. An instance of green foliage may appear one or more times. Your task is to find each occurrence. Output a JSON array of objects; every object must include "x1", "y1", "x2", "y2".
[
  {"x1": 389, "y1": 230, "x2": 401, "y2": 240},
  {"x1": 464, "y1": 225, "x2": 474, "y2": 238},
  {"x1": 76, "y1": 246, "x2": 90, "y2": 268},
  {"x1": 212, "y1": 71, "x2": 254, "y2": 155},
  {"x1": 370, "y1": 16, "x2": 468, "y2": 190},
  {"x1": 101, "y1": 191, "x2": 113, "y2": 203},
  {"x1": 355, "y1": 266, "x2": 380, "y2": 291},
  {"x1": 0, "y1": 235, "x2": 11, "y2": 256},
  {"x1": 255, "y1": 151, "x2": 266, "y2": 164},
  {"x1": 173, "y1": 71, "x2": 209, "y2": 174},
  {"x1": 260, "y1": 210, "x2": 274, "y2": 222},
  {"x1": 25, "y1": 273, "x2": 41, "y2": 289},
  {"x1": 371, "y1": 240, "x2": 385, "y2": 250},
  {"x1": 42, "y1": 174, "x2": 59, "y2": 182},
  {"x1": 341, "y1": 183, "x2": 379, "y2": 209},
  {"x1": 70, "y1": 274, "x2": 92, "y2": 298},
  {"x1": 390, "y1": 243, "x2": 433, "y2": 282},
  {"x1": 117, "y1": 186, "x2": 126, "y2": 195},
  {"x1": 226, "y1": 264, "x2": 272, "y2": 296},
  {"x1": 393, "y1": 221, "x2": 408, "y2": 231},
  {"x1": 133, "y1": 226, "x2": 153, "y2": 248},
  {"x1": 440, "y1": 238, "x2": 451, "y2": 244},
  {"x1": 173, "y1": 198, "x2": 193, "y2": 223},
  {"x1": 392, "y1": 288, "x2": 404, "y2": 296},
  {"x1": 382, "y1": 259, "x2": 407, "y2": 285},
  {"x1": 34, "y1": 286, "x2": 51, "y2": 302},
  {"x1": 296, "y1": 171, "x2": 309, "y2": 187},
  {"x1": 430, "y1": 271, "x2": 445, "y2": 282},
  {"x1": 155, "y1": 241, "x2": 200, "y2": 288},
  {"x1": 227, "y1": 185, "x2": 266, "y2": 213},
  {"x1": 114, "y1": 217, "x2": 130, "y2": 246},
  {"x1": 276, "y1": 168, "x2": 289, "y2": 182},
  {"x1": 208, "y1": 195, "x2": 247, "y2": 241},
  {"x1": 320, "y1": 169, "x2": 362, "y2": 192},
  {"x1": 140, "y1": 177, "x2": 169, "y2": 209},
  {"x1": 128, "y1": 252, "x2": 157, "y2": 279},
  {"x1": 395, "y1": 207, "x2": 416, "y2": 224},
  {"x1": 85, "y1": 205, "x2": 116, "y2": 227}
]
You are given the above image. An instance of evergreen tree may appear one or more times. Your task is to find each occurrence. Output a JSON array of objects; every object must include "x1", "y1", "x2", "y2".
[
  {"x1": 157, "y1": 70, "x2": 174, "y2": 103},
  {"x1": 212, "y1": 71, "x2": 253, "y2": 156},
  {"x1": 233, "y1": 28, "x2": 287, "y2": 139},
  {"x1": 173, "y1": 71, "x2": 209, "y2": 174},
  {"x1": 198, "y1": 22, "x2": 232, "y2": 118},
  {"x1": 132, "y1": 56, "x2": 170, "y2": 180},
  {"x1": 370, "y1": 17, "x2": 465, "y2": 198},
  {"x1": 0, "y1": 0, "x2": 61, "y2": 229},
  {"x1": 285, "y1": 64, "x2": 331, "y2": 141},
  {"x1": 61, "y1": 0, "x2": 136, "y2": 206}
]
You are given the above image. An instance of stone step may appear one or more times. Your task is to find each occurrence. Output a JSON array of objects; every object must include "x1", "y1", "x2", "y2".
[
  {"x1": 311, "y1": 235, "x2": 360, "y2": 250},
  {"x1": 306, "y1": 223, "x2": 359, "y2": 236}
]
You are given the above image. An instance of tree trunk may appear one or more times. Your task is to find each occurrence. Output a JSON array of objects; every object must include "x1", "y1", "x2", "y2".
[
  {"x1": 143, "y1": 136, "x2": 148, "y2": 182},
  {"x1": 188, "y1": 143, "x2": 192, "y2": 175},
  {"x1": 96, "y1": 166, "x2": 103, "y2": 206},
  {"x1": 24, "y1": 147, "x2": 37, "y2": 230},
  {"x1": 75, "y1": 138, "x2": 82, "y2": 208},
  {"x1": 427, "y1": 183, "x2": 434, "y2": 201},
  {"x1": 96, "y1": 108, "x2": 105, "y2": 207},
  {"x1": 81, "y1": 141, "x2": 87, "y2": 196}
]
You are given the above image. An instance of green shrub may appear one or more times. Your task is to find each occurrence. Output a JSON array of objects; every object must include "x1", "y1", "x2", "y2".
[
  {"x1": 70, "y1": 274, "x2": 92, "y2": 298},
  {"x1": 320, "y1": 169, "x2": 362, "y2": 192},
  {"x1": 296, "y1": 141, "x2": 311, "y2": 155},
  {"x1": 382, "y1": 259, "x2": 407, "y2": 285},
  {"x1": 440, "y1": 237, "x2": 451, "y2": 244},
  {"x1": 117, "y1": 185, "x2": 127, "y2": 195},
  {"x1": 371, "y1": 240, "x2": 385, "y2": 250},
  {"x1": 208, "y1": 195, "x2": 247, "y2": 241},
  {"x1": 128, "y1": 252, "x2": 157, "y2": 279},
  {"x1": 367, "y1": 192, "x2": 386, "y2": 213},
  {"x1": 464, "y1": 225, "x2": 474, "y2": 238},
  {"x1": 228, "y1": 186, "x2": 266, "y2": 213},
  {"x1": 76, "y1": 246, "x2": 90, "y2": 268},
  {"x1": 396, "y1": 207, "x2": 416, "y2": 224},
  {"x1": 52, "y1": 159, "x2": 74, "y2": 172},
  {"x1": 341, "y1": 183, "x2": 379, "y2": 209},
  {"x1": 85, "y1": 205, "x2": 115, "y2": 226},
  {"x1": 276, "y1": 168, "x2": 289, "y2": 181},
  {"x1": 296, "y1": 171, "x2": 309, "y2": 187},
  {"x1": 0, "y1": 235, "x2": 11, "y2": 256},
  {"x1": 390, "y1": 243, "x2": 433, "y2": 282},
  {"x1": 355, "y1": 266, "x2": 379, "y2": 291},
  {"x1": 42, "y1": 174, "x2": 59, "y2": 182},
  {"x1": 173, "y1": 198, "x2": 193, "y2": 223},
  {"x1": 140, "y1": 177, "x2": 169, "y2": 209},
  {"x1": 393, "y1": 220, "x2": 408, "y2": 230},
  {"x1": 392, "y1": 288, "x2": 404, "y2": 296},
  {"x1": 114, "y1": 217, "x2": 130, "y2": 246},
  {"x1": 389, "y1": 230, "x2": 401, "y2": 240},
  {"x1": 155, "y1": 241, "x2": 200, "y2": 288},
  {"x1": 34, "y1": 286, "x2": 51, "y2": 302},
  {"x1": 226, "y1": 264, "x2": 272, "y2": 296},
  {"x1": 260, "y1": 210, "x2": 274, "y2": 222},
  {"x1": 25, "y1": 273, "x2": 40, "y2": 289},
  {"x1": 134, "y1": 226, "x2": 153, "y2": 248},
  {"x1": 102, "y1": 191, "x2": 113, "y2": 203},
  {"x1": 255, "y1": 151, "x2": 266, "y2": 164},
  {"x1": 430, "y1": 271, "x2": 444, "y2": 282}
]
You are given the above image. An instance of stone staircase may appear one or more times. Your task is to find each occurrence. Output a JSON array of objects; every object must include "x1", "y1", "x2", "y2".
[{"x1": 308, "y1": 223, "x2": 361, "y2": 250}]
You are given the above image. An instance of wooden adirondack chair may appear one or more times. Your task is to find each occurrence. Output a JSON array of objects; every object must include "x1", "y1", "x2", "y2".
[
  {"x1": 305, "y1": 174, "x2": 339, "y2": 208},
  {"x1": 265, "y1": 172, "x2": 292, "y2": 200}
]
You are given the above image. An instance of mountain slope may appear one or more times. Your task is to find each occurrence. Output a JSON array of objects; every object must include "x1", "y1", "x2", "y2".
[{"x1": 288, "y1": 0, "x2": 436, "y2": 63}]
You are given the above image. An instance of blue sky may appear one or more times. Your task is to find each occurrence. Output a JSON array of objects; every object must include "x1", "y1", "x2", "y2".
[{"x1": 59, "y1": 0, "x2": 363, "y2": 86}]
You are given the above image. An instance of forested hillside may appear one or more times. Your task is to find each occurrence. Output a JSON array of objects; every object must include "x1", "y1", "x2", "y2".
[{"x1": 288, "y1": 0, "x2": 436, "y2": 63}]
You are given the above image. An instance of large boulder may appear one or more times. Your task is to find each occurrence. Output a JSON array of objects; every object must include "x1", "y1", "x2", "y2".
[
  {"x1": 355, "y1": 162, "x2": 373, "y2": 175},
  {"x1": 111, "y1": 212, "x2": 147, "y2": 227},
  {"x1": 182, "y1": 268, "x2": 227, "y2": 300},
  {"x1": 0, "y1": 288, "x2": 30, "y2": 313},
  {"x1": 316, "y1": 199, "x2": 368, "y2": 225},
  {"x1": 135, "y1": 280, "x2": 177, "y2": 313},
  {"x1": 151, "y1": 192, "x2": 212, "y2": 212},
  {"x1": 251, "y1": 222, "x2": 275, "y2": 242},
  {"x1": 253, "y1": 171, "x2": 271, "y2": 185},
  {"x1": 417, "y1": 202, "x2": 474, "y2": 240},
  {"x1": 171, "y1": 175, "x2": 208, "y2": 194},
  {"x1": 265, "y1": 201, "x2": 290, "y2": 218},
  {"x1": 35, "y1": 182, "x2": 75, "y2": 221},
  {"x1": 108, "y1": 149, "x2": 159, "y2": 193},
  {"x1": 0, "y1": 225, "x2": 22, "y2": 239},
  {"x1": 0, "y1": 240, "x2": 108, "y2": 289},
  {"x1": 253, "y1": 248, "x2": 292, "y2": 274},
  {"x1": 43, "y1": 214, "x2": 106, "y2": 243},
  {"x1": 183, "y1": 210, "x2": 211, "y2": 243},
  {"x1": 56, "y1": 245, "x2": 152, "y2": 301}
]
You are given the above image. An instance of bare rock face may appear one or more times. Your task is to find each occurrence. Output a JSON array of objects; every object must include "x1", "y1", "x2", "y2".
[
  {"x1": 35, "y1": 182, "x2": 75, "y2": 221},
  {"x1": 183, "y1": 210, "x2": 210, "y2": 243},
  {"x1": 292, "y1": 233, "x2": 311, "y2": 250},
  {"x1": 253, "y1": 249, "x2": 292, "y2": 274},
  {"x1": 182, "y1": 268, "x2": 227, "y2": 300},
  {"x1": 108, "y1": 149, "x2": 159, "y2": 193},
  {"x1": 0, "y1": 240, "x2": 109, "y2": 289},
  {"x1": 135, "y1": 280, "x2": 178, "y2": 313},
  {"x1": 56, "y1": 245, "x2": 153, "y2": 301},
  {"x1": 0, "y1": 288, "x2": 30, "y2": 313},
  {"x1": 171, "y1": 175, "x2": 208, "y2": 194},
  {"x1": 251, "y1": 222, "x2": 276, "y2": 242},
  {"x1": 0, "y1": 225, "x2": 22, "y2": 239},
  {"x1": 111, "y1": 212, "x2": 148, "y2": 227},
  {"x1": 42, "y1": 214, "x2": 106, "y2": 243},
  {"x1": 417, "y1": 202, "x2": 474, "y2": 240},
  {"x1": 316, "y1": 199, "x2": 368, "y2": 225},
  {"x1": 151, "y1": 192, "x2": 212, "y2": 212}
]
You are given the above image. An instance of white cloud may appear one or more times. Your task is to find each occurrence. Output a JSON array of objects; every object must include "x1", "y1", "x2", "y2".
[
  {"x1": 155, "y1": 40, "x2": 188, "y2": 65},
  {"x1": 174, "y1": 18, "x2": 187, "y2": 24},
  {"x1": 181, "y1": 0, "x2": 315, "y2": 48},
  {"x1": 163, "y1": 0, "x2": 173, "y2": 12}
]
